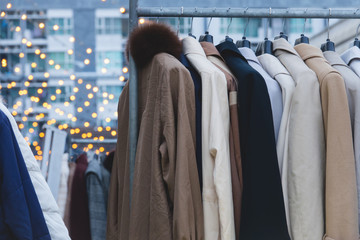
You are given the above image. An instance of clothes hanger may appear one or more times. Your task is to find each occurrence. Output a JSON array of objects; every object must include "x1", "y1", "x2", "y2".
[
  {"x1": 295, "y1": 17, "x2": 310, "y2": 45},
  {"x1": 176, "y1": 16, "x2": 180, "y2": 36},
  {"x1": 274, "y1": 17, "x2": 288, "y2": 41},
  {"x1": 255, "y1": 13, "x2": 273, "y2": 56},
  {"x1": 353, "y1": 23, "x2": 360, "y2": 48},
  {"x1": 321, "y1": 9, "x2": 335, "y2": 52},
  {"x1": 199, "y1": 17, "x2": 213, "y2": 43},
  {"x1": 220, "y1": 17, "x2": 234, "y2": 43},
  {"x1": 236, "y1": 17, "x2": 251, "y2": 48},
  {"x1": 188, "y1": 17, "x2": 196, "y2": 39}
]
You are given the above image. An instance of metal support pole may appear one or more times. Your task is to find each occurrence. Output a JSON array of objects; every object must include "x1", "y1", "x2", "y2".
[
  {"x1": 129, "y1": 0, "x2": 138, "y2": 207},
  {"x1": 137, "y1": 7, "x2": 360, "y2": 18}
]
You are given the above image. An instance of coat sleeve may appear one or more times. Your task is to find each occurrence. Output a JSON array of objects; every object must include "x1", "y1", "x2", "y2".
[
  {"x1": 208, "y1": 71, "x2": 236, "y2": 240},
  {"x1": 87, "y1": 172, "x2": 107, "y2": 240},
  {"x1": 160, "y1": 66, "x2": 204, "y2": 240},
  {"x1": 0, "y1": 115, "x2": 51, "y2": 240}
]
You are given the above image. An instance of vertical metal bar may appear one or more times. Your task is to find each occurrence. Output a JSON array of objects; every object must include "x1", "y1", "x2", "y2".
[{"x1": 128, "y1": 0, "x2": 138, "y2": 207}]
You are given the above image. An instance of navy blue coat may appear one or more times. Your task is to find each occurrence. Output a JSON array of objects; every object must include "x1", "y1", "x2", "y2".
[
  {"x1": 180, "y1": 53, "x2": 203, "y2": 192},
  {"x1": 216, "y1": 42, "x2": 290, "y2": 240},
  {"x1": 0, "y1": 110, "x2": 50, "y2": 240}
]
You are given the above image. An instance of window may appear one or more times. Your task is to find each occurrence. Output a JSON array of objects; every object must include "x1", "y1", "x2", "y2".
[
  {"x1": 98, "y1": 85, "x2": 122, "y2": 104},
  {"x1": 290, "y1": 19, "x2": 312, "y2": 33},
  {"x1": 96, "y1": 17, "x2": 128, "y2": 37},
  {"x1": 47, "y1": 52, "x2": 74, "y2": 70},
  {"x1": 48, "y1": 18, "x2": 73, "y2": 35},
  {"x1": 0, "y1": 19, "x2": 20, "y2": 39},
  {"x1": 220, "y1": 18, "x2": 261, "y2": 37},
  {"x1": 48, "y1": 86, "x2": 72, "y2": 103},
  {"x1": 28, "y1": 53, "x2": 46, "y2": 73},
  {"x1": 96, "y1": 51, "x2": 123, "y2": 72},
  {"x1": 27, "y1": 19, "x2": 46, "y2": 38}
]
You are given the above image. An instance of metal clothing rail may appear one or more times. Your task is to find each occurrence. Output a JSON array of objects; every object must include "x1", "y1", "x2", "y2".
[
  {"x1": 127, "y1": 4, "x2": 360, "y2": 207},
  {"x1": 137, "y1": 7, "x2": 360, "y2": 18}
]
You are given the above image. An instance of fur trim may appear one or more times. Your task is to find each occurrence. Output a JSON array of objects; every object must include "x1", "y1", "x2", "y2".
[{"x1": 126, "y1": 22, "x2": 182, "y2": 68}]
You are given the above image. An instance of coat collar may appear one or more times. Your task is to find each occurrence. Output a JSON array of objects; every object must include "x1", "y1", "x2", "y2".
[
  {"x1": 215, "y1": 41, "x2": 248, "y2": 62},
  {"x1": 323, "y1": 51, "x2": 349, "y2": 68},
  {"x1": 341, "y1": 46, "x2": 360, "y2": 65},
  {"x1": 273, "y1": 38, "x2": 300, "y2": 57},
  {"x1": 200, "y1": 41, "x2": 226, "y2": 62},
  {"x1": 238, "y1": 47, "x2": 262, "y2": 66},
  {"x1": 182, "y1": 37, "x2": 207, "y2": 57},
  {"x1": 294, "y1": 43, "x2": 324, "y2": 62}
]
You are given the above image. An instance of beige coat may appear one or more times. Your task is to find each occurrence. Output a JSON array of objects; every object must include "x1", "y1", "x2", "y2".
[
  {"x1": 295, "y1": 44, "x2": 359, "y2": 240},
  {"x1": 106, "y1": 52, "x2": 204, "y2": 240}
]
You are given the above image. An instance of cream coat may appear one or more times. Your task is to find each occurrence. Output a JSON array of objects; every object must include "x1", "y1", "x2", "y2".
[
  {"x1": 183, "y1": 37, "x2": 235, "y2": 240},
  {"x1": 273, "y1": 39, "x2": 325, "y2": 240}
]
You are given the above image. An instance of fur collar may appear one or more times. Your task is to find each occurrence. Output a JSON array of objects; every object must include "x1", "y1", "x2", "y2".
[{"x1": 126, "y1": 22, "x2": 182, "y2": 68}]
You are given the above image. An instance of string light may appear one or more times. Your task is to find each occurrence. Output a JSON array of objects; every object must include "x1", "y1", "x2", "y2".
[
  {"x1": 104, "y1": 58, "x2": 110, "y2": 64},
  {"x1": 53, "y1": 25, "x2": 59, "y2": 31},
  {"x1": 72, "y1": 144, "x2": 78, "y2": 149},
  {"x1": 1, "y1": 12, "x2": 5, "y2": 17},
  {"x1": 22, "y1": 38, "x2": 27, "y2": 44},
  {"x1": 35, "y1": 49, "x2": 41, "y2": 55},
  {"x1": 26, "y1": 41, "x2": 32, "y2": 47},
  {"x1": 31, "y1": 62, "x2": 37, "y2": 68},
  {"x1": 39, "y1": 132, "x2": 45, "y2": 138},
  {"x1": 105, "y1": 117, "x2": 111, "y2": 122},
  {"x1": 99, "y1": 106, "x2": 104, "y2": 112},
  {"x1": 78, "y1": 79, "x2": 83, "y2": 84},
  {"x1": 67, "y1": 49, "x2": 73, "y2": 55},
  {"x1": 111, "y1": 130, "x2": 117, "y2": 136},
  {"x1": 87, "y1": 132, "x2": 92, "y2": 138},
  {"x1": 42, "y1": 82, "x2": 47, "y2": 88},
  {"x1": 97, "y1": 126, "x2": 103, "y2": 132},
  {"x1": 40, "y1": 53, "x2": 46, "y2": 59},
  {"x1": 55, "y1": 64, "x2": 61, "y2": 70},
  {"x1": 101, "y1": 68, "x2": 107, "y2": 73},
  {"x1": 6, "y1": 3, "x2": 12, "y2": 9},
  {"x1": 84, "y1": 101, "x2": 90, "y2": 107},
  {"x1": 77, "y1": 107, "x2": 83, "y2": 112},
  {"x1": 92, "y1": 112, "x2": 97, "y2": 118},
  {"x1": 84, "y1": 122, "x2": 90, "y2": 127},
  {"x1": 21, "y1": 14, "x2": 27, "y2": 20},
  {"x1": 15, "y1": 26, "x2": 21, "y2": 32},
  {"x1": 64, "y1": 101, "x2": 70, "y2": 106},
  {"x1": 28, "y1": 75, "x2": 34, "y2": 80},
  {"x1": 56, "y1": 89, "x2": 61, "y2": 94},
  {"x1": 69, "y1": 36, "x2": 75, "y2": 42},
  {"x1": 93, "y1": 87, "x2": 99, "y2": 92},
  {"x1": 70, "y1": 95, "x2": 76, "y2": 101},
  {"x1": 73, "y1": 87, "x2": 79, "y2": 93},
  {"x1": 106, "y1": 126, "x2": 111, "y2": 131},
  {"x1": 84, "y1": 59, "x2": 90, "y2": 65},
  {"x1": 19, "y1": 53, "x2": 24, "y2": 58},
  {"x1": 48, "y1": 60, "x2": 54, "y2": 65},
  {"x1": 88, "y1": 93, "x2": 93, "y2": 99},
  {"x1": 44, "y1": 72, "x2": 50, "y2": 78},
  {"x1": 139, "y1": 18, "x2": 145, "y2": 24},
  {"x1": 86, "y1": 48, "x2": 92, "y2": 54},
  {"x1": 120, "y1": 7, "x2": 126, "y2": 13},
  {"x1": 70, "y1": 74, "x2": 76, "y2": 80},
  {"x1": 39, "y1": 23, "x2": 45, "y2": 29}
]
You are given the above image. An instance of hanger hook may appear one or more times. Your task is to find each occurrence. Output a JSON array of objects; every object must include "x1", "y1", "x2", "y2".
[
  {"x1": 303, "y1": 18, "x2": 307, "y2": 33},
  {"x1": 356, "y1": 24, "x2": 360, "y2": 39},
  {"x1": 227, "y1": 17, "x2": 233, "y2": 36},
  {"x1": 206, "y1": 17, "x2": 213, "y2": 33},
  {"x1": 177, "y1": 16, "x2": 180, "y2": 36},
  {"x1": 244, "y1": 18, "x2": 250, "y2": 37},
  {"x1": 190, "y1": 17, "x2": 194, "y2": 34},
  {"x1": 327, "y1": 8, "x2": 331, "y2": 40},
  {"x1": 282, "y1": 18, "x2": 286, "y2": 33},
  {"x1": 156, "y1": 17, "x2": 159, "y2": 23}
]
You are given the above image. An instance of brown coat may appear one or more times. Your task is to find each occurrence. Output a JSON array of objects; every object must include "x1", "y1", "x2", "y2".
[
  {"x1": 106, "y1": 23, "x2": 204, "y2": 240},
  {"x1": 200, "y1": 41, "x2": 243, "y2": 240},
  {"x1": 295, "y1": 44, "x2": 359, "y2": 240}
]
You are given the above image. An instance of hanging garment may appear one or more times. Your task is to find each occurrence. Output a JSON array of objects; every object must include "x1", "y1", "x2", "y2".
[
  {"x1": 200, "y1": 41, "x2": 243, "y2": 240},
  {"x1": 183, "y1": 36, "x2": 235, "y2": 240},
  {"x1": 341, "y1": 46, "x2": 360, "y2": 77},
  {"x1": 106, "y1": 23, "x2": 203, "y2": 240},
  {"x1": 86, "y1": 159, "x2": 111, "y2": 240},
  {"x1": 273, "y1": 39, "x2": 325, "y2": 240},
  {"x1": 324, "y1": 50, "x2": 360, "y2": 232},
  {"x1": 69, "y1": 153, "x2": 91, "y2": 240},
  {"x1": 0, "y1": 102, "x2": 71, "y2": 240},
  {"x1": 257, "y1": 53, "x2": 296, "y2": 236},
  {"x1": 180, "y1": 53, "x2": 203, "y2": 192},
  {"x1": 216, "y1": 41, "x2": 290, "y2": 240},
  {"x1": 58, "y1": 153, "x2": 70, "y2": 218},
  {"x1": 0, "y1": 110, "x2": 51, "y2": 240},
  {"x1": 295, "y1": 43, "x2": 359, "y2": 240},
  {"x1": 64, "y1": 161, "x2": 76, "y2": 229},
  {"x1": 238, "y1": 47, "x2": 283, "y2": 142}
]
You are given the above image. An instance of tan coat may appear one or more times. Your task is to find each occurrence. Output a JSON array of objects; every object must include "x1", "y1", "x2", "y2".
[
  {"x1": 106, "y1": 52, "x2": 204, "y2": 240},
  {"x1": 295, "y1": 44, "x2": 359, "y2": 240}
]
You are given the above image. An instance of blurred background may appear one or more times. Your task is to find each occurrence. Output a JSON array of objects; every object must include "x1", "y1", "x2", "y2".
[{"x1": 0, "y1": 0, "x2": 359, "y2": 161}]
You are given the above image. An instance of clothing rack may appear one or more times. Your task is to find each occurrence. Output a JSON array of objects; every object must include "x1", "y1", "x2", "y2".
[{"x1": 127, "y1": 1, "x2": 360, "y2": 205}]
